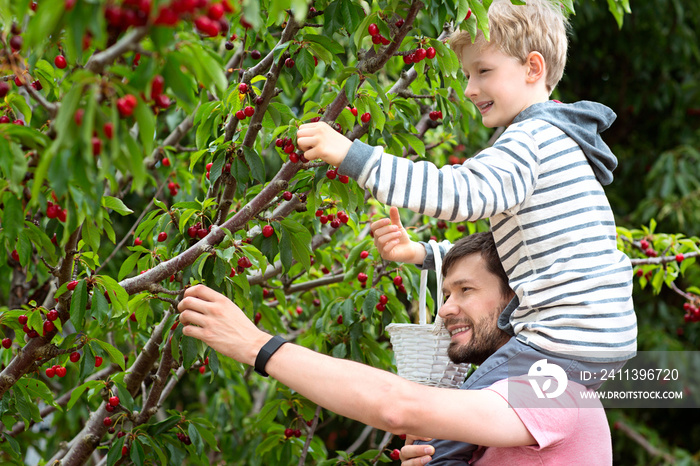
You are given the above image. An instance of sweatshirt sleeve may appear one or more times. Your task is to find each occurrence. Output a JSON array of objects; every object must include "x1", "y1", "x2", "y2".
[{"x1": 338, "y1": 128, "x2": 540, "y2": 222}]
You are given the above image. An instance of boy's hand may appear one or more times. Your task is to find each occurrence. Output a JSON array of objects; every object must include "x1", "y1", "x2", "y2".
[
  {"x1": 370, "y1": 207, "x2": 426, "y2": 265},
  {"x1": 296, "y1": 122, "x2": 352, "y2": 167},
  {"x1": 400, "y1": 435, "x2": 434, "y2": 465},
  {"x1": 178, "y1": 284, "x2": 270, "y2": 366}
]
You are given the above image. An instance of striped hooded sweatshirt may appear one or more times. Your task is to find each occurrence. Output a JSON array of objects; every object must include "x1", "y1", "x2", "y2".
[{"x1": 338, "y1": 100, "x2": 636, "y2": 362}]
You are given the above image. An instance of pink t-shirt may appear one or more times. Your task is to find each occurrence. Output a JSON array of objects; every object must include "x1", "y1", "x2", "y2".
[{"x1": 470, "y1": 377, "x2": 612, "y2": 465}]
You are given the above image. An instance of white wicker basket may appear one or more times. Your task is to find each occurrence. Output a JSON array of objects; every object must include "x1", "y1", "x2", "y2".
[{"x1": 386, "y1": 241, "x2": 471, "y2": 388}]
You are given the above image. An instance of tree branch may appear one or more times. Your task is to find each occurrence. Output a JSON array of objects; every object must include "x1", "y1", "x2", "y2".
[{"x1": 85, "y1": 27, "x2": 149, "y2": 74}]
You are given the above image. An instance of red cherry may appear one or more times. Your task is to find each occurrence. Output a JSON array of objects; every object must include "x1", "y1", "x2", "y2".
[
  {"x1": 465, "y1": 9, "x2": 472, "y2": 20},
  {"x1": 12, "y1": 119, "x2": 24, "y2": 126},
  {"x1": 42, "y1": 320, "x2": 55, "y2": 334},
  {"x1": 109, "y1": 395, "x2": 120, "y2": 406},
  {"x1": 103, "y1": 122, "x2": 114, "y2": 139},
  {"x1": 157, "y1": 232, "x2": 167, "y2": 242},
  {"x1": 282, "y1": 191, "x2": 293, "y2": 201},
  {"x1": 336, "y1": 315, "x2": 343, "y2": 325},
  {"x1": 151, "y1": 75, "x2": 165, "y2": 98},
  {"x1": 9, "y1": 35, "x2": 22, "y2": 52},
  {"x1": 11, "y1": 249, "x2": 20, "y2": 262},
  {"x1": 357, "y1": 272, "x2": 368, "y2": 283},
  {"x1": 393, "y1": 276, "x2": 403, "y2": 286},
  {"x1": 92, "y1": 136, "x2": 102, "y2": 156},
  {"x1": 198, "y1": 365, "x2": 206, "y2": 374},
  {"x1": 2, "y1": 338, "x2": 11, "y2": 349},
  {"x1": 55, "y1": 55, "x2": 67, "y2": 69},
  {"x1": 238, "y1": 83, "x2": 248, "y2": 94},
  {"x1": 284, "y1": 428, "x2": 294, "y2": 438},
  {"x1": 262, "y1": 225, "x2": 274, "y2": 238},
  {"x1": 45, "y1": 367, "x2": 56, "y2": 378},
  {"x1": 361, "y1": 112, "x2": 371, "y2": 123},
  {"x1": 55, "y1": 366, "x2": 67, "y2": 377},
  {"x1": 129, "y1": 313, "x2": 137, "y2": 322},
  {"x1": 155, "y1": 94, "x2": 171, "y2": 109},
  {"x1": 338, "y1": 175, "x2": 349, "y2": 184},
  {"x1": 18, "y1": 314, "x2": 28, "y2": 325},
  {"x1": 117, "y1": 97, "x2": 136, "y2": 118},
  {"x1": 207, "y1": 3, "x2": 224, "y2": 20},
  {"x1": 326, "y1": 169, "x2": 337, "y2": 180},
  {"x1": 640, "y1": 239, "x2": 650, "y2": 250},
  {"x1": 70, "y1": 351, "x2": 81, "y2": 363},
  {"x1": 426, "y1": 47, "x2": 436, "y2": 59},
  {"x1": 676, "y1": 254, "x2": 685, "y2": 263},
  {"x1": 197, "y1": 228, "x2": 208, "y2": 239},
  {"x1": 330, "y1": 219, "x2": 340, "y2": 228},
  {"x1": 67, "y1": 280, "x2": 78, "y2": 291},
  {"x1": 379, "y1": 294, "x2": 389, "y2": 305},
  {"x1": 133, "y1": 237, "x2": 143, "y2": 247},
  {"x1": 74, "y1": 108, "x2": 84, "y2": 126},
  {"x1": 360, "y1": 250, "x2": 369, "y2": 259},
  {"x1": 368, "y1": 23, "x2": 379, "y2": 36},
  {"x1": 250, "y1": 49, "x2": 261, "y2": 60},
  {"x1": 0, "y1": 115, "x2": 9, "y2": 124},
  {"x1": 414, "y1": 48, "x2": 427, "y2": 61},
  {"x1": 396, "y1": 19, "x2": 404, "y2": 28},
  {"x1": 95, "y1": 356, "x2": 103, "y2": 367},
  {"x1": 235, "y1": 110, "x2": 246, "y2": 120},
  {"x1": 372, "y1": 35, "x2": 382, "y2": 45},
  {"x1": 254, "y1": 312, "x2": 261, "y2": 325},
  {"x1": 390, "y1": 449, "x2": 401, "y2": 460},
  {"x1": 244, "y1": 106, "x2": 255, "y2": 117},
  {"x1": 284, "y1": 58, "x2": 295, "y2": 68},
  {"x1": 103, "y1": 417, "x2": 112, "y2": 427},
  {"x1": 376, "y1": 303, "x2": 386, "y2": 312}
]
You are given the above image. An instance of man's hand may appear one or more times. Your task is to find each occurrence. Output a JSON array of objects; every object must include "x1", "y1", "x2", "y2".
[
  {"x1": 400, "y1": 435, "x2": 435, "y2": 465},
  {"x1": 177, "y1": 284, "x2": 270, "y2": 366},
  {"x1": 370, "y1": 207, "x2": 426, "y2": 265},
  {"x1": 296, "y1": 122, "x2": 352, "y2": 167}
]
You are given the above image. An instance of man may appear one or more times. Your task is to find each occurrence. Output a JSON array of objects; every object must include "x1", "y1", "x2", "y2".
[{"x1": 177, "y1": 233, "x2": 611, "y2": 464}]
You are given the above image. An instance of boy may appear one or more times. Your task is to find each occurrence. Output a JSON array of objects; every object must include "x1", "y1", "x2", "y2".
[{"x1": 298, "y1": 0, "x2": 636, "y2": 461}]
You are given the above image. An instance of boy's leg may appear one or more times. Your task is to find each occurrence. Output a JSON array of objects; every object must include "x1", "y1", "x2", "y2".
[{"x1": 412, "y1": 337, "x2": 576, "y2": 464}]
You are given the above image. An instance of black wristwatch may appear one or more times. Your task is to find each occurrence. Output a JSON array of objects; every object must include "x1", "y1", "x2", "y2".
[{"x1": 254, "y1": 335, "x2": 288, "y2": 377}]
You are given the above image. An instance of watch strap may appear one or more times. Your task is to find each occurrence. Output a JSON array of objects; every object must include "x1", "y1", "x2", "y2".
[{"x1": 254, "y1": 335, "x2": 288, "y2": 377}]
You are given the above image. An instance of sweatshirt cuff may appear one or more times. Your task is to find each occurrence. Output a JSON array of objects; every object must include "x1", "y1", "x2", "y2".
[
  {"x1": 418, "y1": 241, "x2": 433, "y2": 270},
  {"x1": 338, "y1": 139, "x2": 374, "y2": 181}
]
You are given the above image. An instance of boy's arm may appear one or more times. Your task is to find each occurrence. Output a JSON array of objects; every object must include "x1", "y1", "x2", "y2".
[{"x1": 300, "y1": 123, "x2": 540, "y2": 223}]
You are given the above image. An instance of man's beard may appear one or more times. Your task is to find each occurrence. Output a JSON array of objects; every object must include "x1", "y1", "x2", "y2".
[{"x1": 444, "y1": 304, "x2": 510, "y2": 366}]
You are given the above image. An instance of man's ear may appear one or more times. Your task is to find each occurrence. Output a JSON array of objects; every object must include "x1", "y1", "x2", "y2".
[{"x1": 525, "y1": 51, "x2": 546, "y2": 83}]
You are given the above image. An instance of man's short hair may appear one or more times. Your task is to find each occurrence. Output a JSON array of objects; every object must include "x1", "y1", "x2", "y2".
[
  {"x1": 450, "y1": 0, "x2": 569, "y2": 93},
  {"x1": 441, "y1": 232, "x2": 512, "y2": 299}
]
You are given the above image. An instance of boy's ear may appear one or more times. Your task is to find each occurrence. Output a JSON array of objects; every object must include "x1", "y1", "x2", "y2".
[{"x1": 525, "y1": 52, "x2": 546, "y2": 83}]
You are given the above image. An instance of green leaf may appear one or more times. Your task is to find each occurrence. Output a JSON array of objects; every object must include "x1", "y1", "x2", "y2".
[
  {"x1": 82, "y1": 220, "x2": 101, "y2": 252},
  {"x1": 133, "y1": 99, "x2": 156, "y2": 156},
  {"x1": 69, "y1": 280, "x2": 89, "y2": 332},
  {"x1": 93, "y1": 340, "x2": 126, "y2": 371},
  {"x1": 118, "y1": 252, "x2": 141, "y2": 281},
  {"x1": 18, "y1": 378, "x2": 60, "y2": 410},
  {"x1": 296, "y1": 47, "x2": 316, "y2": 84},
  {"x1": 188, "y1": 422, "x2": 205, "y2": 456},
  {"x1": 280, "y1": 218, "x2": 312, "y2": 272},
  {"x1": 242, "y1": 147, "x2": 265, "y2": 183},
  {"x1": 362, "y1": 287, "x2": 379, "y2": 318},
  {"x1": 181, "y1": 335, "x2": 199, "y2": 369},
  {"x1": 344, "y1": 74, "x2": 360, "y2": 105},
  {"x1": 102, "y1": 196, "x2": 134, "y2": 215}
]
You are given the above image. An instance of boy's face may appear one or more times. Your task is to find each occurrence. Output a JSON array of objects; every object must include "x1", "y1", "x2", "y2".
[{"x1": 460, "y1": 45, "x2": 542, "y2": 128}]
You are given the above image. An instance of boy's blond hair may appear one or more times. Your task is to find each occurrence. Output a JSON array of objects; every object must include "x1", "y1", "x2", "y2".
[{"x1": 450, "y1": 0, "x2": 569, "y2": 93}]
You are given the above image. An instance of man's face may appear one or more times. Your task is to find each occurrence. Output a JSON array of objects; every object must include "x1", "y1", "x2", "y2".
[
  {"x1": 438, "y1": 253, "x2": 512, "y2": 365},
  {"x1": 460, "y1": 44, "x2": 533, "y2": 128}
]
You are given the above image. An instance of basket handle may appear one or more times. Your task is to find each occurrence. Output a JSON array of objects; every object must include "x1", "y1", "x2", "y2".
[{"x1": 417, "y1": 240, "x2": 444, "y2": 327}]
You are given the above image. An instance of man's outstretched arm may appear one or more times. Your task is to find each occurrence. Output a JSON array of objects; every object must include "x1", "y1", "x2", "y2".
[{"x1": 177, "y1": 284, "x2": 535, "y2": 448}]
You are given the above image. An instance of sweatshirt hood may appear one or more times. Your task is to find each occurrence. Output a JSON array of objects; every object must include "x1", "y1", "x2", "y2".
[{"x1": 512, "y1": 100, "x2": 618, "y2": 186}]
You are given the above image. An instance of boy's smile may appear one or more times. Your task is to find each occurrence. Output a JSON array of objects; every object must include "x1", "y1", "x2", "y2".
[{"x1": 460, "y1": 45, "x2": 549, "y2": 128}]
